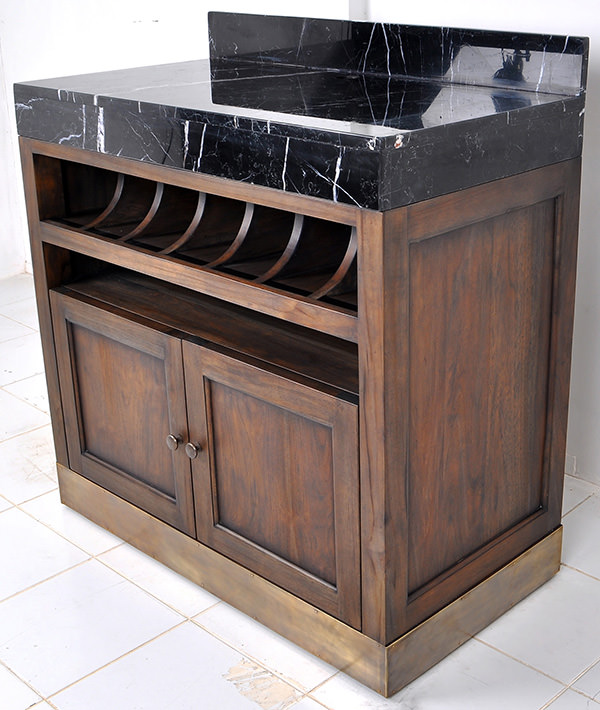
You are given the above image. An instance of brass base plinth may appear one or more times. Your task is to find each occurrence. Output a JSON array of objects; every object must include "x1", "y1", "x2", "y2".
[{"x1": 58, "y1": 464, "x2": 561, "y2": 697}]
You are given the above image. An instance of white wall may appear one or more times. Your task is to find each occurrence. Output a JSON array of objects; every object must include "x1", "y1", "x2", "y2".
[
  {"x1": 0, "y1": 0, "x2": 349, "y2": 278},
  {"x1": 2, "y1": 1, "x2": 598, "y2": 485},
  {"x1": 366, "y1": 0, "x2": 600, "y2": 485}
]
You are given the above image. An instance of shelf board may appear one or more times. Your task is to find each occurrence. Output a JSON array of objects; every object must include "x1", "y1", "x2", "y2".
[
  {"x1": 58, "y1": 268, "x2": 359, "y2": 397},
  {"x1": 41, "y1": 221, "x2": 359, "y2": 342}
]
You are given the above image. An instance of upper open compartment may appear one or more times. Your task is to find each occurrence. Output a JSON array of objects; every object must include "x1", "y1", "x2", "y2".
[{"x1": 35, "y1": 155, "x2": 359, "y2": 328}]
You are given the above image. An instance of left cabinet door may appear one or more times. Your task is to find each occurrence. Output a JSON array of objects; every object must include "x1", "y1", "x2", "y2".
[{"x1": 50, "y1": 290, "x2": 196, "y2": 535}]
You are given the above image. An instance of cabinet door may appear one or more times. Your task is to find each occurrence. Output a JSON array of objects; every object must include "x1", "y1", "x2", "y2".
[
  {"x1": 183, "y1": 342, "x2": 360, "y2": 627},
  {"x1": 50, "y1": 291, "x2": 195, "y2": 535}
]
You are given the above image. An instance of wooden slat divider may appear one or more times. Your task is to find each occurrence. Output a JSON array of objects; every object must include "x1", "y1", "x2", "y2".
[
  {"x1": 119, "y1": 182, "x2": 165, "y2": 241},
  {"x1": 254, "y1": 213, "x2": 304, "y2": 283},
  {"x1": 159, "y1": 191, "x2": 207, "y2": 255},
  {"x1": 311, "y1": 227, "x2": 358, "y2": 300},
  {"x1": 39, "y1": 220, "x2": 359, "y2": 341},
  {"x1": 206, "y1": 201, "x2": 255, "y2": 267},
  {"x1": 83, "y1": 173, "x2": 125, "y2": 229}
]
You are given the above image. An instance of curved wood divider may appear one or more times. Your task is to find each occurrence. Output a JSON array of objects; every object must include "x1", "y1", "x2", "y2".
[
  {"x1": 159, "y1": 192, "x2": 207, "y2": 254},
  {"x1": 206, "y1": 202, "x2": 255, "y2": 267},
  {"x1": 311, "y1": 227, "x2": 358, "y2": 300},
  {"x1": 119, "y1": 182, "x2": 165, "y2": 241},
  {"x1": 254, "y1": 213, "x2": 305, "y2": 284},
  {"x1": 83, "y1": 173, "x2": 125, "y2": 229}
]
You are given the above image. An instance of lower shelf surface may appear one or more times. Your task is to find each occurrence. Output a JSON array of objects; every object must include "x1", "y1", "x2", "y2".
[{"x1": 57, "y1": 463, "x2": 562, "y2": 697}]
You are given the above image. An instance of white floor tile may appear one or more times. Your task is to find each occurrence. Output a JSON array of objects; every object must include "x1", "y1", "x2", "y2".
[
  {"x1": 573, "y1": 659, "x2": 600, "y2": 701},
  {"x1": 0, "y1": 314, "x2": 35, "y2": 343},
  {"x1": 292, "y1": 699, "x2": 329, "y2": 709},
  {"x1": 51, "y1": 621, "x2": 302, "y2": 710},
  {"x1": 311, "y1": 638, "x2": 563, "y2": 710},
  {"x1": 477, "y1": 566, "x2": 600, "y2": 685},
  {"x1": 4, "y1": 373, "x2": 50, "y2": 414},
  {"x1": 563, "y1": 494, "x2": 600, "y2": 579},
  {"x1": 0, "y1": 559, "x2": 184, "y2": 696},
  {"x1": 0, "y1": 426, "x2": 56, "y2": 503},
  {"x1": 0, "y1": 332, "x2": 45, "y2": 387},
  {"x1": 0, "y1": 274, "x2": 35, "y2": 307},
  {"x1": 2, "y1": 298, "x2": 40, "y2": 330},
  {"x1": 0, "y1": 507, "x2": 88, "y2": 601},
  {"x1": 545, "y1": 689, "x2": 600, "y2": 708},
  {"x1": 29, "y1": 704, "x2": 56, "y2": 710},
  {"x1": 21, "y1": 490, "x2": 122, "y2": 556},
  {"x1": 195, "y1": 602, "x2": 337, "y2": 693},
  {"x1": 0, "y1": 389, "x2": 49, "y2": 442},
  {"x1": 563, "y1": 475, "x2": 599, "y2": 516},
  {"x1": 98, "y1": 543, "x2": 219, "y2": 617},
  {"x1": 0, "y1": 663, "x2": 42, "y2": 710},
  {"x1": 0, "y1": 495, "x2": 11, "y2": 512}
]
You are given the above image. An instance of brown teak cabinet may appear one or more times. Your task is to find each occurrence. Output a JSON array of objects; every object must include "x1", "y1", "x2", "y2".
[{"x1": 20, "y1": 137, "x2": 580, "y2": 696}]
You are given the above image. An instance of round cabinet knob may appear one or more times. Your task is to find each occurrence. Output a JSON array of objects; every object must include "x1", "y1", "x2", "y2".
[
  {"x1": 185, "y1": 442, "x2": 202, "y2": 460},
  {"x1": 166, "y1": 434, "x2": 182, "y2": 451}
]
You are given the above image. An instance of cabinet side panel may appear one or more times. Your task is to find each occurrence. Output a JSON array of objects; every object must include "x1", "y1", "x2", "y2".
[{"x1": 407, "y1": 200, "x2": 554, "y2": 593}]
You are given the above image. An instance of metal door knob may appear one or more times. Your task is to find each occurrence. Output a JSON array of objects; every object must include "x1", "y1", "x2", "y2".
[
  {"x1": 185, "y1": 442, "x2": 202, "y2": 459},
  {"x1": 166, "y1": 434, "x2": 182, "y2": 451}
]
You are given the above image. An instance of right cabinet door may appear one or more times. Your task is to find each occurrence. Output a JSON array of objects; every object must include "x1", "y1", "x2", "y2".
[{"x1": 183, "y1": 341, "x2": 360, "y2": 628}]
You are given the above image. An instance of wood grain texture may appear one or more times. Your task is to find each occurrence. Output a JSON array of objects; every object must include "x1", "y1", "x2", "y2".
[
  {"x1": 50, "y1": 291, "x2": 196, "y2": 535},
  {"x1": 41, "y1": 220, "x2": 358, "y2": 341},
  {"x1": 407, "y1": 200, "x2": 554, "y2": 592},
  {"x1": 184, "y1": 342, "x2": 361, "y2": 628},
  {"x1": 60, "y1": 270, "x2": 359, "y2": 396},
  {"x1": 400, "y1": 160, "x2": 581, "y2": 632},
  {"x1": 19, "y1": 143, "x2": 69, "y2": 464},
  {"x1": 357, "y1": 208, "x2": 409, "y2": 643}
]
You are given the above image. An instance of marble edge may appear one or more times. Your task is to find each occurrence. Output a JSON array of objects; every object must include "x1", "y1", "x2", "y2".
[{"x1": 13, "y1": 83, "x2": 402, "y2": 153}]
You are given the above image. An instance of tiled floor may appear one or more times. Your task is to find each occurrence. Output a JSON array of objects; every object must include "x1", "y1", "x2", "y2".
[{"x1": 1, "y1": 272, "x2": 600, "y2": 710}]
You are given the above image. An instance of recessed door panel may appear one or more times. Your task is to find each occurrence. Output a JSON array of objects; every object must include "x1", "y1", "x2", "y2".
[
  {"x1": 183, "y1": 342, "x2": 360, "y2": 627},
  {"x1": 51, "y1": 290, "x2": 195, "y2": 535}
]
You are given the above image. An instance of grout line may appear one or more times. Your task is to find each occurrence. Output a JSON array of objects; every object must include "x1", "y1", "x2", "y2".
[
  {"x1": 0, "y1": 368, "x2": 48, "y2": 392},
  {"x1": 0, "y1": 557, "x2": 91, "y2": 605},
  {"x1": 45, "y1": 619, "x2": 189, "y2": 701},
  {"x1": 0, "y1": 421, "x2": 51, "y2": 446},
  {"x1": 538, "y1": 686, "x2": 571, "y2": 709},
  {"x1": 93, "y1": 549, "x2": 219, "y2": 619},
  {"x1": 566, "y1": 474, "x2": 600, "y2": 491},
  {"x1": 0, "y1": 657, "x2": 45, "y2": 705},
  {"x1": 562, "y1": 494, "x2": 595, "y2": 519},
  {"x1": 0, "y1": 326, "x2": 38, "y2": 346},
  {"x1": 190, "y1": 611, "x2": 333, "y2": 696},
  {"x1": 304, "y1": 671, "x2": 342, "y2": 708},
  {"x1": 472, "y1": 637, "x2": 570, "y2": 688},
  {"x1": 1, "y1": 377, "x2": 50, "y2": 415},
  {"x1": 561, "y1": 563, "x2": 600, "y2": 584}
]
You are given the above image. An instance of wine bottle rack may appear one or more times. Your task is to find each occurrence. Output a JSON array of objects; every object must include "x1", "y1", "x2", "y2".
[{"x1": 49, "y1": 158, "x2": 358, "y2": 311}]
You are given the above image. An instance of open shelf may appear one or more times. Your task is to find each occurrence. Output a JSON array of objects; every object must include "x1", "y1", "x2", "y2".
[
  {"x1": 55, "y1": 266, "x2": 359, "y2": 398},
  {"x1": 43, "y1": 157, "x2": 358, "y2": 313}
]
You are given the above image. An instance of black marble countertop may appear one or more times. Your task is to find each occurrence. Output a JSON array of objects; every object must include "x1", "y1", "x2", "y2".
[{"x1": 15, "y1": 13, "x2": 588, "y2": 210}]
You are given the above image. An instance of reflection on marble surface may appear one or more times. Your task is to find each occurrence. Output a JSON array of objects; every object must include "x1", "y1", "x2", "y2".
[
  {"x1": 14, "y1": 13, "x2": 588, "y2": 210},
  {"x1": 209, "y1": 13, "x2": 587, "y2": 96}
]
